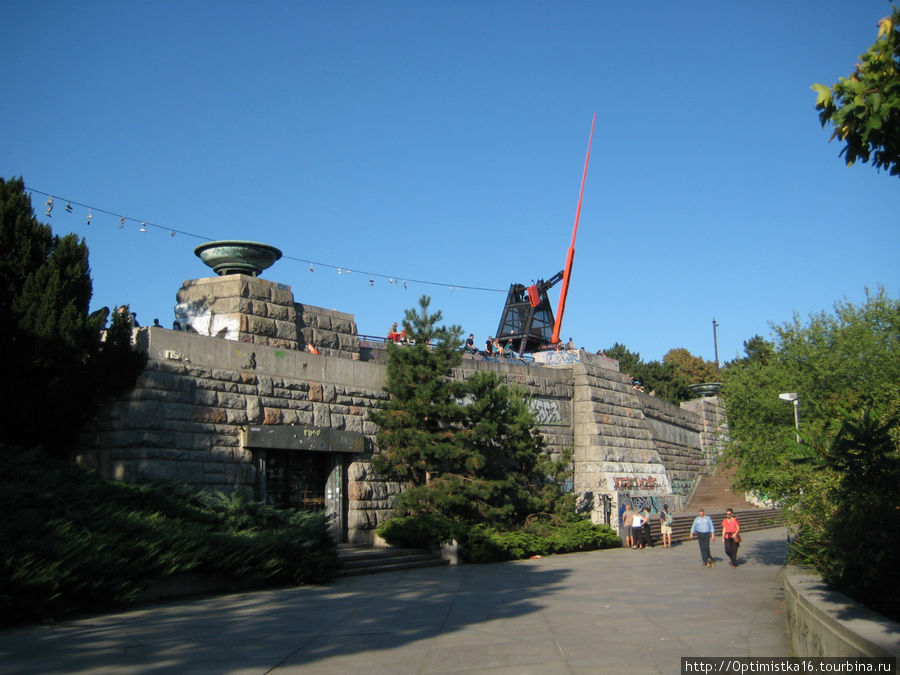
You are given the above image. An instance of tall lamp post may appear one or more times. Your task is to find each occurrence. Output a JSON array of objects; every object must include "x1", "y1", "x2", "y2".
[
  {"x1": 778, "y1": 392, "x2": 800, "y2": 443},
  {"x1": 712, "y1": 318, "x2": 720, "y2": 372}
]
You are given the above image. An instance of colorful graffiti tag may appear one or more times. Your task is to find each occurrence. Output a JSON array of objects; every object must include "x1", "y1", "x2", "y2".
[{"x1": 613, "y1": 476, "x2": 659, "y2": 490}]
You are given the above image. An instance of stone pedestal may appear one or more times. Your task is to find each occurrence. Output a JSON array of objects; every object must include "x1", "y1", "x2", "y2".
[{"x1": 174, "y1": 275, "x2": 300, "y2": 350}]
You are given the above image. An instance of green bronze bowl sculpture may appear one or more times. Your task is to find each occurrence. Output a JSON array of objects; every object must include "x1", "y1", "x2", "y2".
[
  {"x1": 688, "y1": 382, "x2": 723, "y2": 397},
  {"x1": 194, "y1": 240, "x2": 282, "y2": 277}
]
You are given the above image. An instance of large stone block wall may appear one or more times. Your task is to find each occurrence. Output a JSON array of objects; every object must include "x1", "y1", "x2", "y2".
[
  {"x1": 681, "y1": 395, "x2": 728, "y2": 467},
  {"x1": 638, "y1": 393, "x2": 707, "y2": 498},
  {"x1": 78, "y1": 282, "x2": 722, "y2": 545},
  {"x1": 570, "y1": 362, "x2": 676, "y2": 522},
  {"x1": 78, "y1": 326, "x2": 395, "y2": 543},
  {"x1": 175, "y1": 276, "x2": 300, "y2": 350},
  {"x1": 173, "y1": 276, "x2": 361, "y2": 359},
  {"x1": 295, "y1": 303, "x2": 360, "y2": 358}
]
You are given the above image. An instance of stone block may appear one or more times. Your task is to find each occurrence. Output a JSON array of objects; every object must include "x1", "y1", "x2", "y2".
[
  {"x1": 270, "y1": 284, "x2": 294, "y2": 305},
  {"x1": 267, "y1": 303, "x2": 293, "y2": 322},
  {"x1": 308, "y1": 382, "x2": 324, "y2": 401},
  {"x1": 192, "y1": 406, "x2": 227, "y2": 424},
  {"x1": 217, "y1": 392, "x2": 245, "y2": 409},
  {"x1": 241, "y1": 315, "x2": 276, "y2": 337},
  {"x1": 246, "y1": 397, "x2": 262, "y2": 422},
  {"x1": 273, "y1": 319, "x2": 298, "y2": 341}
]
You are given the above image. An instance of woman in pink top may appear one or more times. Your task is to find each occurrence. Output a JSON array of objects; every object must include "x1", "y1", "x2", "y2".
[{"x1": 721, "y1": 508, "x2": 741, "y2": 567}]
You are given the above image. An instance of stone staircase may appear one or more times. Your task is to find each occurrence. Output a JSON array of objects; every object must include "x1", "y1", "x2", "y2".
[
  {"x1": 336, "y1": 544, "x2": 450, "y2": 577},
  {"x1": 634, "y1": 465, "x2": 785, "y2": 545},
  {"x1": 686, "y1": 465, "x2": 756, "y2": 511}
]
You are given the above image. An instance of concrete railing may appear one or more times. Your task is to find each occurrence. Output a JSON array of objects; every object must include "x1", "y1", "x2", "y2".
[{"x1": 783, "y1": 566, "x2": 900, "y2": 657}]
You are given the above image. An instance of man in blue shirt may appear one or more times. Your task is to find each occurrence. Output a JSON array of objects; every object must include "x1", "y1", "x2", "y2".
[{"x1": 689, "y1": 508, "x2": 716, "y2": 567}]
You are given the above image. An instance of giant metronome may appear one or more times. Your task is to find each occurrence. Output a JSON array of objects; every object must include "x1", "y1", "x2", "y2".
[{"x1": 495, "y1": 114, "x2": 596, "y2": 354}]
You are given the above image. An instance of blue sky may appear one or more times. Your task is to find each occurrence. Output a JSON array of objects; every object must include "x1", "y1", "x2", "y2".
[{"x1": 3, "y1": 1, "x2": 898, "y2": 364}]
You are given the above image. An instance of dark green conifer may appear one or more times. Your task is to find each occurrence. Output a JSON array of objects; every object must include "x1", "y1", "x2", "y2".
[{"x1": 0, "y1": 176, "x2": 145, "y2": 456}]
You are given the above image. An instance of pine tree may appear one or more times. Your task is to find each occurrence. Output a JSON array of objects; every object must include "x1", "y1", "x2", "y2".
[
  {"x1": 369, "y1": 295, "x2": 468, "y2": 486},
  {"x1": 0, "y1": 176, "x2": 144, "y2": 456},
  {"x1": 371, "y1": 296, "x2": 570, "y2": 539}
]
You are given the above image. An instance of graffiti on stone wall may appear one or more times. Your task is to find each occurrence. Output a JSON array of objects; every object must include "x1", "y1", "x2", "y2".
[
  {"x1": 630, "y1": 495, "x2": 661, "y2": 513},
  {"x1": 613, "y1": 476, "x2": 658, "y2": 490},
  {"x1": 528, "y1": 398, "x2": 564, "y2": 425},
  {"x1": 671, "y1": 478, "x2": 695, "y2": 496},
  {"x1": 532, "y1": 350, "x2": 581, "y2": 365}
]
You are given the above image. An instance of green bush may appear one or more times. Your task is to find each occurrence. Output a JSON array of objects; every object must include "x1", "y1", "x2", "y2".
[
  {"x1": 460, "y1": 515, "x2": 620, "y2": 563},
  {"x1": 375, "y1": 513, "x2": 456, "y2": 549},
  {"x1": 0, "y1": 449, "x2": 337, "y2": 625}
]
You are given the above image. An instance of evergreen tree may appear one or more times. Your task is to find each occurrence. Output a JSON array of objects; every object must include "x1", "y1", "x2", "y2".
[
  {"x1": 369, "y1": 295, "x2": 468, "y2": 486},
  {"x1": 0, "y1": 176, "x2": 145, "y2": 456},
  {"x1": 371, "y1": 296, "x2": 571, "y2": 540}
]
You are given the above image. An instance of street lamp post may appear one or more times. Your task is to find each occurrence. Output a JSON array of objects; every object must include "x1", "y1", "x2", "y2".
[
  {"x1": 712, "y1": 318, "x2": 720, "y2": 372},
  {"x1": 779, "y1": 392, "x2": 800, "y2": 443}
]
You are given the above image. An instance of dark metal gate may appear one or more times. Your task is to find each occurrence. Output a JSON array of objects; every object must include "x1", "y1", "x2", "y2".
[{"x1": 242, "y1": 425, "x2": 369, "y2": 544}]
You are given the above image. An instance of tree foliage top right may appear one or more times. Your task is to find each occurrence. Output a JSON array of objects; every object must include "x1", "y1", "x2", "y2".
[{"x1": 812, "y1": 7, "x2": 900, "y2": 177}]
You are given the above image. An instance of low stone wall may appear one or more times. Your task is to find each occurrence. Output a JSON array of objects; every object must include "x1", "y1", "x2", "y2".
[{"x1": 783, "y1": 567, "x2": 900, "y2": 657}]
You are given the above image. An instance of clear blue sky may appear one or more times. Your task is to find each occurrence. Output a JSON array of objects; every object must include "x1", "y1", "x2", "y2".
[{"x1": 3, "y1": 1, "x2": 898, "y2": 364}]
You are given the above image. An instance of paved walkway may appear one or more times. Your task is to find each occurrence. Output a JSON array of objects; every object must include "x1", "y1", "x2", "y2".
[{"x1": 0, "y1": 527, "x2": 791, "y2": 674}]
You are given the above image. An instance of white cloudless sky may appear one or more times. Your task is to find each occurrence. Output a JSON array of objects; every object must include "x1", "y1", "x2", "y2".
[{"x1": 2, "y1": 1, "x2": 897, "y2": 363}]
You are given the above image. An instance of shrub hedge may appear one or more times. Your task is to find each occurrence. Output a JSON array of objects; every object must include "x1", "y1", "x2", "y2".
[
  {"x1": 0, "y1": 448, "x2": 337, "y2": 625},
  {"x1": 377, "y1": 511, "x2": 621, "y2": 563},
  {"x1": 460, "y1": 514, "x2": 621, "y2": 563}
]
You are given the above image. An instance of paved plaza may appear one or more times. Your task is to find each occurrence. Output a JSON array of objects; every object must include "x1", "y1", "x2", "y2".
[{"x1": 0, "y1": 527, "x2": 791, "y2": 674}]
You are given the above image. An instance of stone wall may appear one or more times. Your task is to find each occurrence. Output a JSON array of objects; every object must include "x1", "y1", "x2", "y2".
[
  {"x1": 784, "y1": 567, "x2": 900, "y2": 657},
  {"x1": 639, "y1": 393, "x2": 706, "y2": 499},
  {"x1": 295, "y1": 303, "x2": 360, "y2": 358},
  {"x1": 175, "y1": 275, "x2": 300, "y2": 350},
  {"x1": 78, "y1": 275, "x2": 723, "y2": 545}
]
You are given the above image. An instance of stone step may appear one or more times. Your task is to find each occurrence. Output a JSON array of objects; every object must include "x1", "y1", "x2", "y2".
[
  {"x1": 336, "y1": 545, "x2": 449, "y2": 577},
  {"x1": 685, "y1": 466, "x2": 757, "y2": 510}
]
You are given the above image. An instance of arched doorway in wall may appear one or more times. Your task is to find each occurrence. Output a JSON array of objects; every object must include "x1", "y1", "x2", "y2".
[{"x1": 242, "y1": 425, "x2": 368, "y2": 544}]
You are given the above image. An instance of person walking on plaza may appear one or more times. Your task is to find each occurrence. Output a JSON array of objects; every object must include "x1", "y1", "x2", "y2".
[
  {"x1": 660, "y1": 504, "x2": 673, "y2": 548},
  {"x1": 721, "y1": 508, "x2": 741, "y2": 567},
  {"x1": 689, "y1": 508, "x2": 716, "y2": 566}
]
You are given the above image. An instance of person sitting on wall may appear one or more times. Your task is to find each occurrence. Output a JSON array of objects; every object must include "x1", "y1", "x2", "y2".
[
  {"x1": 485, "y1": 336, "x2": 495, "y2": 356},
  {"x1": 307, "y1": 341, "x2": 319, "y2": 355},
  {"x1": 387, "y1": 321, "x2": 406, "y2": 344},
  {"x1": 464, "y1": 333, "x2": 478, "y2": 355}
]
